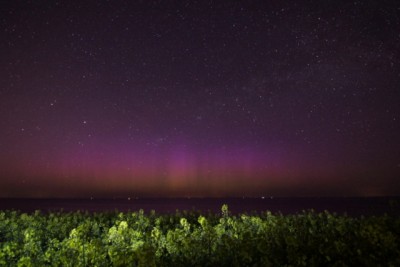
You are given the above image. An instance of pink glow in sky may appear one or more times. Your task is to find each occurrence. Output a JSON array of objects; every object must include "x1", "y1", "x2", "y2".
[{"x1": 1, "y1": 1, "x2": 399, "y2": 197}]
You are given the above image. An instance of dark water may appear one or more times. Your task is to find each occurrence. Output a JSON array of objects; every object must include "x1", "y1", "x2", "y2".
[{"x1": 1, "y1": 197, "x2": 399, "y2": 216}]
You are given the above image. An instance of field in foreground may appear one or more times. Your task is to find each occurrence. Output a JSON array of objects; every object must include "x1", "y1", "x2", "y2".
[{"x1": 1, "y1": 205, "x2": 399, "y2": 266}]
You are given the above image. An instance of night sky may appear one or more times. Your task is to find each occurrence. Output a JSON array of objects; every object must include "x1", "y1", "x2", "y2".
[{"x1": 1, "y1": 0, "x2": 399, "y2": 198}]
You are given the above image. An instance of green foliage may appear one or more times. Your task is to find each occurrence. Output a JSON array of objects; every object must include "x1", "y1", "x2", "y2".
[{"x1": 0, "y1": 206, "x2": 399, "y2": 266}]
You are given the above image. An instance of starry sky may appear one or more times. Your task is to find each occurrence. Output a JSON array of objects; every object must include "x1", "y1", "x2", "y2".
[{"x1": 1, "y1": 0, "x2": 399, "y2": 198}]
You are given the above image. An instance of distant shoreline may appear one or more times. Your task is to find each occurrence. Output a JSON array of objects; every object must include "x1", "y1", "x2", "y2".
[{"x1": 1, "y1": 197, "x2": 399, "y2": 216}]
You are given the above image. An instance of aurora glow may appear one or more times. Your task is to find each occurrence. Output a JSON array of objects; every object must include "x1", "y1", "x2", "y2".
[{"x1": 0, "y1": 0, "x2": 399, "y2": 197}]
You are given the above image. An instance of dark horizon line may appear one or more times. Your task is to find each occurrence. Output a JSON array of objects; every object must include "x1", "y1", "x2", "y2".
[{"x1": 1, "y1": 196, "x2": 399, "y2": 200}]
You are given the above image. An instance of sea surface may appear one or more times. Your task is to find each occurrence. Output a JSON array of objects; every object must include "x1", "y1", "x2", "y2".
[{"x1": 1, "y1": 197, "x2": 399, "y2": 216}]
